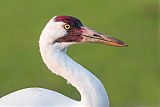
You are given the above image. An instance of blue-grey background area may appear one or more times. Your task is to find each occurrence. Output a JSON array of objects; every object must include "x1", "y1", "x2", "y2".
[{"x1": 0, "y1": 0, "x2": 159, "y2": 107}]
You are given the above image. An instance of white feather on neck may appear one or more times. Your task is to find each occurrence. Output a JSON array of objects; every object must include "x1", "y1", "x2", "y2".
[{"x1": 39, "y1": 19, "x2": 109, "y2": 107}]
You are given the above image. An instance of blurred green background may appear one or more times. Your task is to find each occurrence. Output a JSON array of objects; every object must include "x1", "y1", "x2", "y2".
[{"x1": 0, "y1": 0, "x2": 159, "y2": 107}]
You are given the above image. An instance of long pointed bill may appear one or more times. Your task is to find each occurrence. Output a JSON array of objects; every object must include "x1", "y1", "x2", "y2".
[{"x1": 81, "y1": 27, "x2": 128, "y2": 47}]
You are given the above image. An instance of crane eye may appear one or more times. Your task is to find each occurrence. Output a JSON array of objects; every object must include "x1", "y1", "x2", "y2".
[{"x1": 64, "y1": 24, "x2": 71, "y2": 30}]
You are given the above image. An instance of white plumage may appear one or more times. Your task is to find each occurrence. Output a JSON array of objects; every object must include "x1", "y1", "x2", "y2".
[{"x1": 0, "y1": 16, "x2": 127, "y2": 107}]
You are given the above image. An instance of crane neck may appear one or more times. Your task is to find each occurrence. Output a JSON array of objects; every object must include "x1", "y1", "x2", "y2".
[{"x1": 39, "y1": 39, "x2": 109, "y2": 107}]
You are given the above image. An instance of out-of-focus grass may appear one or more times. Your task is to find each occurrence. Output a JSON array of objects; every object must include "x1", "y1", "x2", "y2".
[{"x1": 0, "y1": 0, "x2": 158, "y2": 106}]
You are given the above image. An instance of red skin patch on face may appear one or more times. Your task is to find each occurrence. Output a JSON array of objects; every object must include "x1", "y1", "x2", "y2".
[
  {"x1": 53, "y1": 16, "x2": 84, "y2": 43},
  {"x1": 54, "y1": 16, "x2": 83, "y2": 28},
  {"x1": 55, "y1": 27, "x2": 83, "y2": 43}
]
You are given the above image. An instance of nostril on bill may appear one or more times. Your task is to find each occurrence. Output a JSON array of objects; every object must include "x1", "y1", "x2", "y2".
[
  {"x1": 93, "y1": 34, "x2": 98, "y2": 36},
  {"x1": 93, "y1": 34, "x2": 101, "y2": 37}
]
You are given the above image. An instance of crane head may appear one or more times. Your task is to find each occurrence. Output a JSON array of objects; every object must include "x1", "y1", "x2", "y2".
[{"x1": 41, "y1": 16, "x2": 128, "y2": 48}]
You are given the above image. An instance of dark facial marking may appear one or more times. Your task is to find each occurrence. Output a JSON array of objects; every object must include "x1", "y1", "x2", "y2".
[
  {"x1": 54, "y1": 16, "x2": 84, "y2": 43},
  {"x1": 54, "y1": 16, "x2": 83, "y2": 28},
  {"x1": 54, "y1": 28, "x2": 83, "y2": 43},
  {"x1": 54, "y1": 35, "x2": 83, "y2": 43}
]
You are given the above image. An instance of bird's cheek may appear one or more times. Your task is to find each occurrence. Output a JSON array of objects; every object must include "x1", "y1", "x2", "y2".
[
  {"x1": 67, "y1": 29, "x2": 83, "y2": 42},
  {"x1": 54, "y1": 34, "x2": 83, "y2": 43},
  {"x1": 69, "y1": 35, "x2": 83, "y2": 42}
]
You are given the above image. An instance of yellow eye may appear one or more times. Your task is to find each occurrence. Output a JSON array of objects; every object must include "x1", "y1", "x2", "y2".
[{"x1": 64, "y1": 24, "x2": 71, "y2": 30}]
